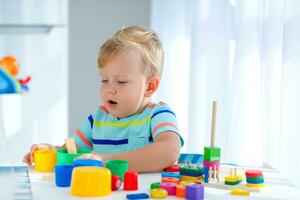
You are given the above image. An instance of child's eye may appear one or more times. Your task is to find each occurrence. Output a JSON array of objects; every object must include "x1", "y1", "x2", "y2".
[
  {"x1": 101, "y1": 80, "x2": 108, "y2": 83},
  {"x1": 117, "y1": 81, "x2": 128, "y2": 84}
]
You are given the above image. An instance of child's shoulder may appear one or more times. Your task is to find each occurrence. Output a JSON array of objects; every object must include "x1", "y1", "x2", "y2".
[{"x1": 147, "y1": 101, "x2": 176, "y2": 113}]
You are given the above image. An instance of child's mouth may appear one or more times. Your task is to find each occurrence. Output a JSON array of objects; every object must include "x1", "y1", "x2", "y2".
[{"x1": 108, "y1": 100, "x2": 118, "y2": 105}]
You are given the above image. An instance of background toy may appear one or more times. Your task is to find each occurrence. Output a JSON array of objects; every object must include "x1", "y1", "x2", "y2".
[
  {"x1": 150, "y1": 188, "x2": 168, "y2": 198},
  {"x1": 126, "y1": 193, "x2": 149, "y2": 199},
  {"x1": 0, "y1": 55, "x2": 31, "y2": 94},
  {"x1": 124, "y1": 171, "x2": 138, "y2": 191},
  {"x1": 178, "y1": 153, "x2": 203, "y2": 164},
  {"x1": 163, "y1": 164, "x2": 179, "y2": 172},
  {"x1": 65, "y1": 138, "x2": 77, "y2": 154},
  {"x1": 230, "y1": 188, "x2": 250, "y2": 196},
  {"x1": 204, "y1": 101, "x2": 221, "y2": 183},
  {"x1": 186, "y1": 184, "x2": 204, "y2": 200},
  {"x1": 245, "y1": 169, "x2": 265, "y2": 188},
  {"x1": 151, "y1": 182, "x2": 160, "y2": 189},
  {"x1": 224, "y1": 168, "x2": 243, "y2": 185},
  {"x1": 159, "y1": 182, "x2": 177, "y2": 195},
  {"x1": 175, "y1": 185, "x2": 186, "y2": 198}
]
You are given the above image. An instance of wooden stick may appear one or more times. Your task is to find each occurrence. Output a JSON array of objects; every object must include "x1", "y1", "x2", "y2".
[
  {"x1": 210, "y1": 101, "x2": 217, "y2": 147},
  {"x1": 65, "y1": 138, "x2": 77, "y2": 154}
]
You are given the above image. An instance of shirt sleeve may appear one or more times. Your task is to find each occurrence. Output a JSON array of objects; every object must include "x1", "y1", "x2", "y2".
[
  {"x1": 73, "y1": 114, "x2": 93, "y2": 150},
  {"x1": 150, "y1": 104, "x2": 184, "y2": 146}
]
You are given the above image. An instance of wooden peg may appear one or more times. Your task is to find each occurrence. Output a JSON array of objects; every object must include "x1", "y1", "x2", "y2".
[
  {"x1": 65, "y1": 137, "x2": 77, "y2": 154},
  {"x1": 210, "y1": 101, "x2": 217, "y2": 147}
]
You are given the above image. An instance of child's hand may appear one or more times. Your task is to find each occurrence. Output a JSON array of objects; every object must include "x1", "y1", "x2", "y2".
[{"x1": 23, "y1": 143, "x2": 55, "y2": 166}]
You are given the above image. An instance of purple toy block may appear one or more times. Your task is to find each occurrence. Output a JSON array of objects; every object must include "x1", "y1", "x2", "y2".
[{"x1": 186, "y1": 184, "x2": 204, "y2": 200}]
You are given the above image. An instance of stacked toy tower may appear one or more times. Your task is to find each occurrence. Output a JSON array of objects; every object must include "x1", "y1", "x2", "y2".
[{"x1": 204, "y1": 101, "x2": 221, "y2": 183}]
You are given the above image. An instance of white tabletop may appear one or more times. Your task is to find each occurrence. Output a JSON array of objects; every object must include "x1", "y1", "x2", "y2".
[{"x1": 27, "y1": 166, "x2": 300, "y2": 200}]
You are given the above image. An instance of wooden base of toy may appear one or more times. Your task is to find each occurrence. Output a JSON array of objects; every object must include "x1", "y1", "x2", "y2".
[{"x1": 203, "y1": 182, "x2": 260, "y2": 193}]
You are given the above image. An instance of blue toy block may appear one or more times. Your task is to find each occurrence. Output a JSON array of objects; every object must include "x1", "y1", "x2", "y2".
[
  {"x1": 161, "y1": 172, "x2": 180, "y2": 179},
  {"x1": 126, "y1": 193, "x2": 149, "y2": 199},
  {"x1": 204, "y1": 167, "x2": 209, "y2": 183}
]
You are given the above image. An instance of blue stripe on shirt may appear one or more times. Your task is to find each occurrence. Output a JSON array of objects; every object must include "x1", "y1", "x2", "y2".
[
  {"x1": 92, "y1": 138, "x2": 128, "y2": 145},
  {"x1": 88, "y1": 115, "x2": 94, "y2": 129},
  {"x1": 151, "y1": 110, "x2": 176, "y2": 120}
]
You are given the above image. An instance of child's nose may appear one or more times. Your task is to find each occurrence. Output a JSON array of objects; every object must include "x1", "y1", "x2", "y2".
[{"x1": 107, "y1": 84, "x2": 117, "y2": 94}]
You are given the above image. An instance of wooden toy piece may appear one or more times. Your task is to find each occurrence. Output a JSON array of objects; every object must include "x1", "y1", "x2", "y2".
[
  {"x1": 186, "y1": 184, "x2": 204, "y2": 200},
  {"x1": 151, "y1": 182, "x2": 161, "y2": 189},
  {"x1": 203, "y1": 182, "x2": 260, "y2": 193},
  {"x1": 150, "y1": 188, "x2": 168, "y2": 199},
  {"x1": 230, "y1": 188, "x2": 250, "y2": 196},
  {"x1": 163, "y1": 164, "x2": 179, "y2": 172},
  {"x1": 161, "y1": 177, "x2": 179, "y2": 184},
  {"x1": 225, "y1": 168, "x2": 243, "y2": 185},
  {"x1": 176, "y1": 185, "x2": 186, "y2": 198},
  {"x1": 204, "y1": 147, "x2": 221, "y2": 161},
  {"x1": 160, "y1": 182, "x2": 177, "y2": 195},
  {"x1": 245, "y1": 170, "x2": 263, "y2": 177},
  {"x1": 210, "y1": 101, "x2": 217, "y2": 147},
  {"x1": 180, "y1": 181, "x2": 195, "y2": 186},
  {"x1": 180, "y1": 175, "x2": 203, "y2": 182},
  {"x1": 179, "y1": 163, "x2": 204, "y2": 177},
  {"x1": 126, "y1": 193, "x2": 149, "y2": 199},
  {"x1": 247, "y1": 183, "x2": 265, "y2": 188},
  {"x1": 245, "y1": 169, "x2": 265, "y2": 187},
  {"x1": 65, "y1": 138, "x2": 77, "y2": 154},
  {"x1": 161, "y1": 172, "x2": 180, "y2": 179}
]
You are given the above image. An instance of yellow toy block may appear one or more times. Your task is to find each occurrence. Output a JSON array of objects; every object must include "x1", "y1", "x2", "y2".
[
  {"x1": 180, "y1": 175, "x2": 203, "y2": 182},
  {"x1": 247, "y1": 183, "x2": 265, "y2": 188},
  {"x1": 230, "y1": 188, "x2": 250, "y2": 196},
  {"x1": 225, "y1": 175, "x2": 243, "y2": 182}
]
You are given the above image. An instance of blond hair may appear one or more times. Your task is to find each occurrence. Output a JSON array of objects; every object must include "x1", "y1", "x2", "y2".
[{"x1": 98, "y1": 25, "x2": 164, "y2": 78}]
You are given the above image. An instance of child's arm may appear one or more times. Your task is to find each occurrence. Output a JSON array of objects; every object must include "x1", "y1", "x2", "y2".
[{"x1": 78, "y1": 131, "x2": 181, "y2": 172}]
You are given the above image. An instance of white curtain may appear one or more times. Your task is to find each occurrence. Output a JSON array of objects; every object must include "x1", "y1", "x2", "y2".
[{"x1": 151, "y1": 0, "x2": 300, "y2": 187}]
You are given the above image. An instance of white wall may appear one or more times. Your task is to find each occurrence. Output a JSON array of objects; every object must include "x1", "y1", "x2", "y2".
[{"x1": 68, "y1": 0, "x2": 150, "y2": 134}]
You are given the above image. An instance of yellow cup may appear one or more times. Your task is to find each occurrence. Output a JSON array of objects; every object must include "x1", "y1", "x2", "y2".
[
  {"x1": 71, "y1": 166, "x2": 111, "y2": 197},
  {"x1": 34, "y1": 149, "x2": 57, "y2": 172}
]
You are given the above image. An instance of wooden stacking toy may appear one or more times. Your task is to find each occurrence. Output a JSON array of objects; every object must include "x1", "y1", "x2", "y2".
[
  {"x1": 245, "y1": 170, "x2": 265, "y2": 188},
  {"x1": 224, "y1": 168, "x2": 243, "y2": 185},
  {"x1": 204, "y1": 101, "x2": 221, "y2": 183}
]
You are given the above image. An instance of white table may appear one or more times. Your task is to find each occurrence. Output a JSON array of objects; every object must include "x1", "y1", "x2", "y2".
[{"x1": 28, "y1": 166, "x2": 300, "y2": 200}]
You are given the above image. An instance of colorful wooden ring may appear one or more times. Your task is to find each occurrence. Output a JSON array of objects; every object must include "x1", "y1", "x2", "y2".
[
  {"x1": 150, "y1": 188, "x2": 168, "y2": 199},
  {"x1": 160, "y1": 182, "x2": 177, "y2": 195}
]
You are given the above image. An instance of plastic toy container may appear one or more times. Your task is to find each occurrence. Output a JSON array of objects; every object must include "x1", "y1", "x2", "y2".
[
  {"x1": 55, "y1": 164, "x2": 74, "y2": 187},
  {"x1": 34, "y1": 149, "x2": 56, "y2": 172},
  {"x1": 56, "y1": 149, "x2": 91, "y2": 165},
  {"x1": 71, "y1": 166, "x2": 111, "y2": 197},
  {"x1": 105, "y1": 160, "x2": 128, "y2": 181}
]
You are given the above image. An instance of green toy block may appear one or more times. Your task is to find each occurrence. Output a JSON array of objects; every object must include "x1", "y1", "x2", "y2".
[{"x1": 204, "y1": 146, "x2": 221, "y2": 161}]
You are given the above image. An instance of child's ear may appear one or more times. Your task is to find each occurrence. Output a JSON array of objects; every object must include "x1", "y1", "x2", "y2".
[{"x1": 145, "y1": 76, "x2": 160, "y2": 97}]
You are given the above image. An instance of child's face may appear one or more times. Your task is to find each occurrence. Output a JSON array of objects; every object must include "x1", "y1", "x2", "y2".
[{"x1": 100, "y1": 50, "x2": 149, "y2": 118}]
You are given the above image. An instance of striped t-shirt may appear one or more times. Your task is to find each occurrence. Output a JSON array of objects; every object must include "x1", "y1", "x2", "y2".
[{"x1": 73, "y1": 102, "x2": 184, "y2": 154}]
